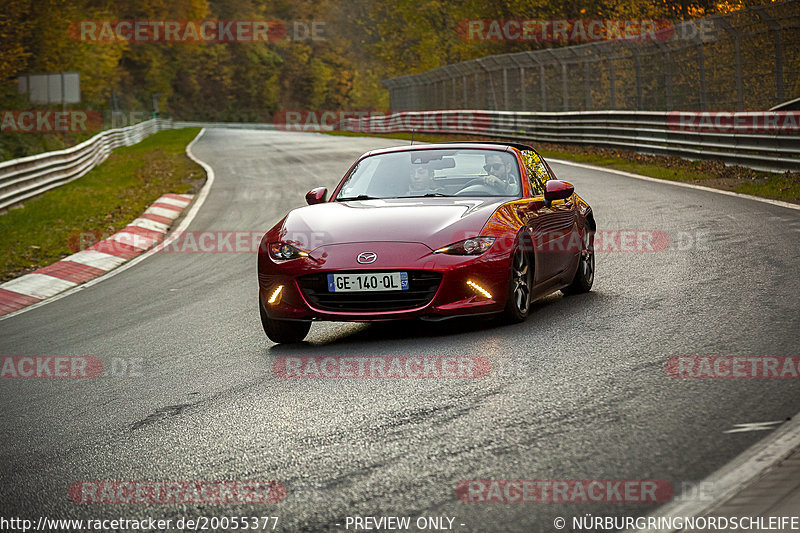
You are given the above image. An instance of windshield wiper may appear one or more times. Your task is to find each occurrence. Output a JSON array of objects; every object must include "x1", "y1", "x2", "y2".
[
  {"x1": 405, "y1": 193, "x2": 450, "y2": 198},
  {"x1": 336, "y1": 194, "x2": 379, "y2": 201}
]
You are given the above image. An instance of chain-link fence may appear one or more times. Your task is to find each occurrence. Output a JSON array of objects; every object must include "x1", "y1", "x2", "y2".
[{"x1": 384, "y1": 0, "x2": 800, "y2": 112}]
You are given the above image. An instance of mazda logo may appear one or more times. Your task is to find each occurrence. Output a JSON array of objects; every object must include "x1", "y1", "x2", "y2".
[{"x1": 357, "y1": 252, "x2": 377, "y2": 264}]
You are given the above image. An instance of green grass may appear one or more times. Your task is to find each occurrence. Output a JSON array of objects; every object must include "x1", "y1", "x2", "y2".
[
  {"x1": 0, "y1": 128, "x2": 204, "y2": 282},
  {"x1": 325, "y1": 130, "x2": 800, "y2": 203},
  {"x1": 733, "y1": 174, "x2": 800, "y2": 201}
]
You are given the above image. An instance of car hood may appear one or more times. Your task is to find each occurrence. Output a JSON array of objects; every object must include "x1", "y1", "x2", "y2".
[{"x1": 277, "y1": 198, "x2": 509, "y2": 252}]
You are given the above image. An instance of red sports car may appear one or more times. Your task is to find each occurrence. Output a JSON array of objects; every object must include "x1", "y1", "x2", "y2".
[{"x1": 257, "y1": 142, "x2": 595, "y2": 343}]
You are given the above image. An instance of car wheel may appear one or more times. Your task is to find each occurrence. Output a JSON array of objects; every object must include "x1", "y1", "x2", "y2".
[
  {"x1": 562, "y1": 229, "x2": 594, "y2": 295},
  {"x1": 502, "y1": 242, "x2": 532, "y2": 323},
  {"x1": 259, "y1": 298, "x2": 311, "y2": 343}
]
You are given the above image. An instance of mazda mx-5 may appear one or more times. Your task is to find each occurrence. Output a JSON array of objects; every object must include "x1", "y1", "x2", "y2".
[{"x1": 257, "y1": 142, "x2": 595, "y2": 343}]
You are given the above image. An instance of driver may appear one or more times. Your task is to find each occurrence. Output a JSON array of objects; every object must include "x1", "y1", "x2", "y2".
[
  {"x1": 407, "y1": 165, "x2": 443, "y2": 195},
  {"x1": 482, "y1": 153, "x2": 519, "y2": 194}
]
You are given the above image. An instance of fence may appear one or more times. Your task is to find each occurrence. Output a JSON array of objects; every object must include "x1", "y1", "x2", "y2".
[
  {"x1": 0, "y1": 119, "x2": 167, "y2": 212},
  {"x1": 383, "y1": 0, "x2": 800, "y2": 112}
]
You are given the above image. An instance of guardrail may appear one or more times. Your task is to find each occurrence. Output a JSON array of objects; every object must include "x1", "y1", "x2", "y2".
[
  {"x1": 1, "y1": 111, "x2": 795, "y2": 213},
  {"x1": 0, "y1": 119, "x2": 284, "y2": 211},
  {"x1": 0, "y1": 119, "x2": 168, "y2": 212},
  {"x1": 335, "y1": 110, "x2": 800, "y2": 173},
  {"x1": 170, "y1": 121, "x2": 276, "y2": 130}
]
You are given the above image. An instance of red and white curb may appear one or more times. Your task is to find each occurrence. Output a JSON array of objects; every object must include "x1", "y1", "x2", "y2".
[{"x1": 0, "y1": 193, "x2": 193, "y2": 316}]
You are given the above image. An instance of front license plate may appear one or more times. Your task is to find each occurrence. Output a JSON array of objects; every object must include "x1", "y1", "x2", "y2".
[{"x1": 327, "y1": 272, "x2": 409, "y2": 292}]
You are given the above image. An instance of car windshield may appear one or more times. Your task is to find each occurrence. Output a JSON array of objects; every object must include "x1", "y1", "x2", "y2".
[{"x1": 335, "y1": 148, "x2": 522, "y2": 200}]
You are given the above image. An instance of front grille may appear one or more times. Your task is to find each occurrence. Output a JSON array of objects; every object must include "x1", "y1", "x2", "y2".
[{"x1": 297, "y1": 271, "x2": 442, "y2": 312}]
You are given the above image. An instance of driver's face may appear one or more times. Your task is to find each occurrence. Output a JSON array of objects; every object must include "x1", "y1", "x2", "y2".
[
  {"x1": 410, "y1": 166, "x2": 433, "y2": 189},
  {"x1": 484, "y1": 155, "x2": 507, "y2": 178}
]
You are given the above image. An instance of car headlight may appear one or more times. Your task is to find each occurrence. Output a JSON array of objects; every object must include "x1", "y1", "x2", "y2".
[
  {"x1": 433, "y1": 237, "x2": 496, "y2": 255},
  {"x1": 269, "y1": 242, "x2": 309, "y2": 260}
]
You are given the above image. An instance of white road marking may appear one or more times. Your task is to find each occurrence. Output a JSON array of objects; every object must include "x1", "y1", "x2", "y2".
[
  {"x1": 633, "y1": 413, "x2": 800, "y2": 533},
  {"x1": 155, "y1": 196, "x2": 191, "y2": 208},
  {"x1": 550, "y1": 159, "x2": 800, "y2": 212},
  {"x1": 127, "y1": 217, "x2": 169, "y2": 233},
  {"x1": 145, "y1": 206, "x2": 181, "y2": 219},
  {"x1": 66, "y1": 250, "x2": 127, "y2": 270},
  {"x1": 0, "y1": 273, "x2": 77, "y2": 299},
  {"x1": 724, "y1": 421, "x2": 784, "y2": 434}
]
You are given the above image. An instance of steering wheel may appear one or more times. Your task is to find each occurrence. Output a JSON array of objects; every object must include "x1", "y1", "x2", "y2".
[{"x1": 455, "y1": 177, "x2": 506, "y2": 196}]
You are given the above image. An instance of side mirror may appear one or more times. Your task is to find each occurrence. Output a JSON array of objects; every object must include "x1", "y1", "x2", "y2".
[
  {"x1": 544, "y1": 180, "x2": 574, "y2": 204},
  {"x1": 305, "y1": 187, "x2": 328, "y2": 205}
]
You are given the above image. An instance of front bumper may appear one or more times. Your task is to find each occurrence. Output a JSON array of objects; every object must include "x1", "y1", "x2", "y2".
[{"x1": 258, "y1": 241, "x2": 511, "y2": 322}]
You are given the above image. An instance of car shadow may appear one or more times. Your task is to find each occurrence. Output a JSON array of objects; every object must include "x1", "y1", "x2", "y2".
[{"x1": 265, "y1": 290, "x2": 609, "y2": 353}]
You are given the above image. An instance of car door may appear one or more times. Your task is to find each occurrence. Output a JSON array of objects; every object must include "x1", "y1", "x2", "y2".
[{"x1": 516, "y1": 150, "x2": 578, "y2": 284}]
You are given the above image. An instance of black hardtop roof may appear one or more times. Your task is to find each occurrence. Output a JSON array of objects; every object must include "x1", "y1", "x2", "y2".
[{"x1": 365, "y1": 141, "x2": 537, "y2": 157}]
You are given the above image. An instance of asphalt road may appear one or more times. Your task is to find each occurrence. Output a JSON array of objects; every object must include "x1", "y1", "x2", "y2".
[{"x1": 1, "y1": 129, "x2": 799, "y2": 533}]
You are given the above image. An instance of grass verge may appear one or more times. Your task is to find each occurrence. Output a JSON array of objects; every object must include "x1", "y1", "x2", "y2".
[
  {"x1": 325, "y1": 130, "x2": 800, "y2": 204},
  {"x1": 0, "y1": 128, "x2": 204, "y2": 282}
]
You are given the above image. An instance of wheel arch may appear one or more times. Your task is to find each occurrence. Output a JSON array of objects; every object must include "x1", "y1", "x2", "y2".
[{"x1": 585, "y1": 209, "x2": 596, "y2": 232}]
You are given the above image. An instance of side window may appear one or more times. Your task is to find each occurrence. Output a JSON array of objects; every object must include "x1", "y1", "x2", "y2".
[{"x1": 520, "y1": 150, "x2": 550, "y2": 196}]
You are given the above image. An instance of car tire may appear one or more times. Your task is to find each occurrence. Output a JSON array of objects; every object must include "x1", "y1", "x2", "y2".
[
  {"x1": 502, "y1": 239, "x2": 533, "y2": 323},
  {"x1": 259, "y1": 299, "x2": 311, "y2": 343},
  {"x1": 562, "y1": 229, "x2": 594, "y2": 295}
]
